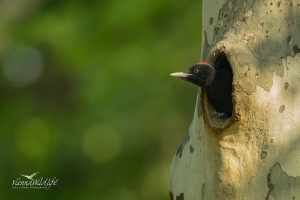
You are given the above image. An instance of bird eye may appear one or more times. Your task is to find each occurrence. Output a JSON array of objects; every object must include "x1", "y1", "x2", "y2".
[{"x1": 193, "y1": 69, "x2": 199, "y2": 73}]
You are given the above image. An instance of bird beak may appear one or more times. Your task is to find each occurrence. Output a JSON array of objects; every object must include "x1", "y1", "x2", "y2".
[{"x1": 170, "y1": 72, "x2": 193, "y2": 78}]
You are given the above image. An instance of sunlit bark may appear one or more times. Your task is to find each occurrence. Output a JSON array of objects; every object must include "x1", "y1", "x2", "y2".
[{"x1": 169, "y1": 0, "x2": 300, "y2": 199}]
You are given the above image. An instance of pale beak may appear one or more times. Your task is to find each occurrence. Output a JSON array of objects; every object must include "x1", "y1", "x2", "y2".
[{"x1": 170, "y1": 72, "x2": 193, "y2": 78}]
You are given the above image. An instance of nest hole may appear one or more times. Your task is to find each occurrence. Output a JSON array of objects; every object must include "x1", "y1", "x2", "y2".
[{"x1": 200, "y1": 53, "x2": 235, "y2": 133}]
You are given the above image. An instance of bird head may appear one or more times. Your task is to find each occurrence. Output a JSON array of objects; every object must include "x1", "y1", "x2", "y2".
[{"x1": 170, "y1": 62, "x2": 215, "y2": 88}]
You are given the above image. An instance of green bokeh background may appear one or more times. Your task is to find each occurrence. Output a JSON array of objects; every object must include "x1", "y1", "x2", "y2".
[{"x1": 1, "y1": 0, "x2": 202, "y2": 199}]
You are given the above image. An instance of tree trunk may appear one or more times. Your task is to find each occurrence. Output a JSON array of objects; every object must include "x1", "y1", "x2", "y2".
[{"x1": 169, "y1": 0, "x2": 300, "y2": 199}]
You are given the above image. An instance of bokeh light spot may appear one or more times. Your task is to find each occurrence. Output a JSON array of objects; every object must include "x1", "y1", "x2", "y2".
[
  {"x1": 82, "y1": 123, "x2": 121, "y2": 163},
  {"x1": 141, "y1": 163, "x2": 169, "y2": 199},
  {"x1": 3, "y1": 46, "x2": 44, "y2": 86},
  {"x1": 15, "y1": 118, "x2": 52, "y2": 157}
]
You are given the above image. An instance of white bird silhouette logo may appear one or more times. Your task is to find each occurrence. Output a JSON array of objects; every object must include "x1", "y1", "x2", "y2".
[{"x1": 21, "y1": 172, "x2": 39, "y2": 180}]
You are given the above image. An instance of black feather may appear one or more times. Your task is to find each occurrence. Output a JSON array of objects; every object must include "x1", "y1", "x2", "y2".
[{"x1": 172, "y1": 57, "x2": 233, "y2": 117}]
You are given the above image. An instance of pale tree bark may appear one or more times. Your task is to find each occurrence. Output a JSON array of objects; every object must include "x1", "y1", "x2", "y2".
[{"x1": 169, "y1": 0, "x2": 300, "y2": 199}]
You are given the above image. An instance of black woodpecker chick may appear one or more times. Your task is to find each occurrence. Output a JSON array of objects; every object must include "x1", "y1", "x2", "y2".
[{"x1": 170, "y1": 61, "x2": 233, "y2": 118}]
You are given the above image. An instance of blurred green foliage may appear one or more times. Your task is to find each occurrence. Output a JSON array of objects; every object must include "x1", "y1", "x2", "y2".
[{"x1": 0, "y1": 0, "x2": 202, "y2": 199}]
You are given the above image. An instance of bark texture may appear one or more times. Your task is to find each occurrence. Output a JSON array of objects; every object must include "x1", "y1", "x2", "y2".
[{"x1": 169, "y1": 0, "x2": 300, "y2": 199}]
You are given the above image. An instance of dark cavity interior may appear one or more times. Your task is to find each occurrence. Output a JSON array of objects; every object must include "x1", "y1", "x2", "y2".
[
  {"x1": 214, "y1": 54, "x2": 233, "y2": 117},
  {"x1": 214, "y1": 55, "x2": 232, "y2": 70}
]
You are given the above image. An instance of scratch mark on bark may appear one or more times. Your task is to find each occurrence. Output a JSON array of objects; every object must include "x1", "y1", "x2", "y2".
[
  {"x1": 176, "y1": 193, "x2": 184, "y2": 200},
  {"x1": 169, "y1": 191, "x2": 174, "y2": 200},
  {"x1": 176, "y1": 131, "x2": 190, "y2": 158}
]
